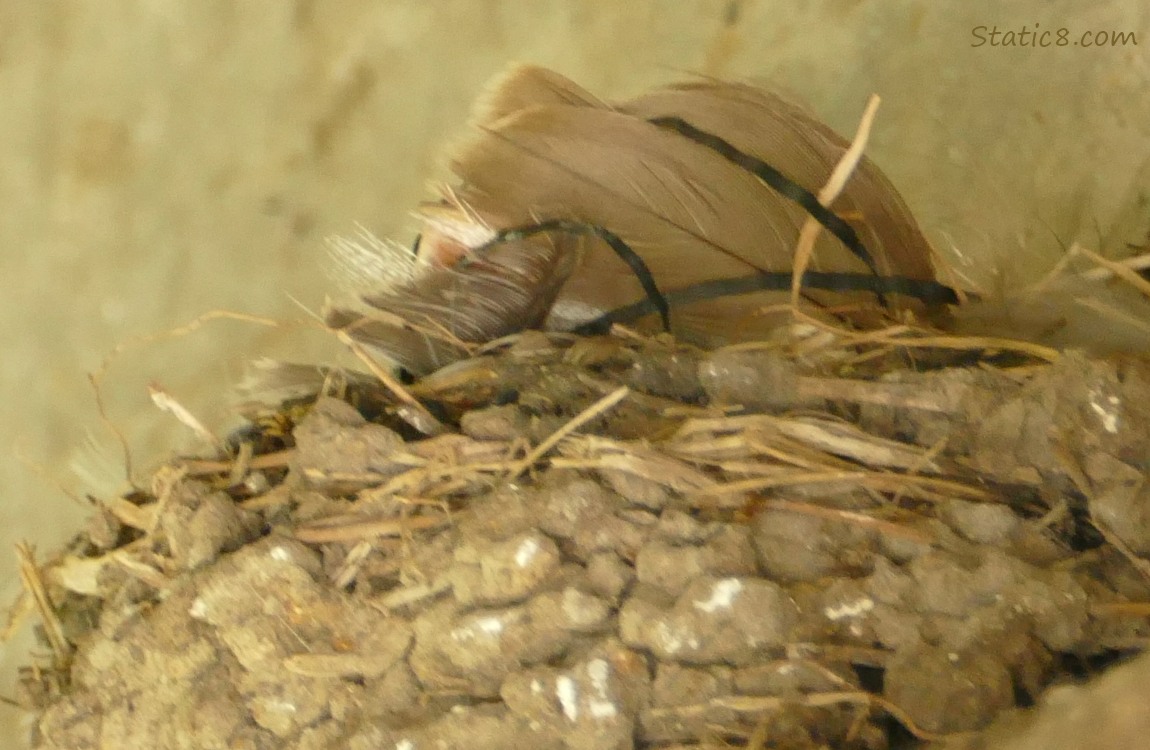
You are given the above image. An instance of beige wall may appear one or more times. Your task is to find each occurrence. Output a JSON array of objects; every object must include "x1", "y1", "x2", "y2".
[{"x1": 2, "y1": 1, "x2": 1148, "y2": 743}]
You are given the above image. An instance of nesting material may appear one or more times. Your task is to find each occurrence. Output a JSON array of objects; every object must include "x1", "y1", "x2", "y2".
[{"x1": 15, "y1": 327, "x2": 1150, "y2": 749}]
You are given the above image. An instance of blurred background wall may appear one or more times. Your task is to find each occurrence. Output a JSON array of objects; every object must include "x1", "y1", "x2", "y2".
[{"x1": 1, "y1": 0, "x2": 1147, "y2": 743}]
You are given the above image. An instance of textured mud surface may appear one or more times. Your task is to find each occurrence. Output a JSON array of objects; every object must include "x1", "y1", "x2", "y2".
[{"x1": 17, "y1": 332, "x2": 1150, "y2": 749}]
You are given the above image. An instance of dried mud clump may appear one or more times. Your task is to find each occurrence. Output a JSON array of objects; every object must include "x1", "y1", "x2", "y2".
[{"x1": 16, "y1": 331, "x2": 1150, "y2": 749}]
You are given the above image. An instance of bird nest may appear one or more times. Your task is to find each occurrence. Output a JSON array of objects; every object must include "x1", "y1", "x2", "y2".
[
  {"x1": 13, "y1": 323, "x2": 1150, "y2": 750},
  {"x1": 12, "y1": 64, "x2": 1150, "y2": 749}
]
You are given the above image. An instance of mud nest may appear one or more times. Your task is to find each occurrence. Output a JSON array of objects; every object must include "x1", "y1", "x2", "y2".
[{"x1": 16, "y1": 328, "x2": 1150, "y2": 749}]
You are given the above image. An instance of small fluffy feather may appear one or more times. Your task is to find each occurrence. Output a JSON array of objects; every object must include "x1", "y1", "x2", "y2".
[
  {"x1": 325, "y1": 222, "x2": 578, "y2": 374},
  {"x1": 325, "y1": 225, "x2": 417, "y2": 296}
]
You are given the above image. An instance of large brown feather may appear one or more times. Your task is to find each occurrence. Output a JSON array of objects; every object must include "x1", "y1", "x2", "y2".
[
  {"x1": 446, "y1": 67, "x2": 944, "y2": 339},
  {"x1": 620, "y1": 81, "x2": 937, "y2": 283},
  {"x1": 331, "y1": 66, "x2": 948, "y2": 371},
  {"x1": 469, "y1": 64, "x2": 604, "y2": 124},
  {"x1": 453, "y1": 109, "x2": 860, "y2": 267}
]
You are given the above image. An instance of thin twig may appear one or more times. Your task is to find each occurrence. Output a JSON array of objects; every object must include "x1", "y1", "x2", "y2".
[
  {"x1": 16, "y1": 543, "x2": 71, "y2": 668},
  {"x1": 695, "y1": 469, "x2": 986, "y2": 501},
  {"x1": 294, "y1": 514, "x2": 448, "y2": 544},
  {"x1": 148, "y1": 382, "x2": 223, "y2": 450},
  {"x1": 1076, "y1": 244, "x2": 1150, "y2": 298},
  {"x1": 88, "y1": 310, "x2": 288, "y2": 485},
  {"x1": 337, "y1": 330, "x2": 448, "y2": 436},
  {"x1": 182, "y1": 448, "x2": 294, "y2": 476},
  {"x1": 757, "y1": 497, "x2": 934, "y2": 544},
  {"x1": 646, "y1": 689, "x2": 952, "y2": 743},
  {"x1": 791, "y1": 94, "x2": 880, "y2": 307},
  {"x1": 510, "y1": 386, "x2": 630, "y2": 478}
]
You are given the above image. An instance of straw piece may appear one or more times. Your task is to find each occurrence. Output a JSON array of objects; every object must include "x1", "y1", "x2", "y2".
[
  {"x1": 510, "y1": 385, "x2": 630, "y2": 477},
  {"x1": 790, "y1": 95, "x2": 881, "y2": 307},
  {"x1": 337, "y1": 330, "x2": 448, "y2": 436}
]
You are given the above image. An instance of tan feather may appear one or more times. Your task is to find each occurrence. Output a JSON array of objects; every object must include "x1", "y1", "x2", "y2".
[
  {"x1": 469, "y1": 63, "x2": 605, "y2": 126},
  {"x1": 620, "y1": 80, "x2": 936, "y2": 282},
  {"x1": 332, "y1": 67, "x2": 951, "y2": 374},
  {"x1": 448, "y1": 91, "x2": 932, "y2": 337},
  {"x1": 452, "y1": 105, "x2": 824, "y2": 276}
]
